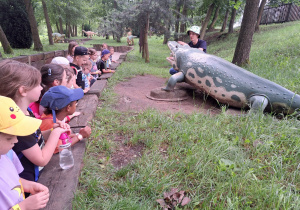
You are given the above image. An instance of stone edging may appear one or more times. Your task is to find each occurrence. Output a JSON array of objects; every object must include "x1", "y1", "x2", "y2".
[{"x1": 36, "y1": 47, "x2": 133, "y2": 210}]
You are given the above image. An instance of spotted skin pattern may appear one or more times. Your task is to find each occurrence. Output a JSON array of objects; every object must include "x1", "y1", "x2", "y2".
[{"x1": 166, "y1": 41, "x2": 300, "y2": 114}]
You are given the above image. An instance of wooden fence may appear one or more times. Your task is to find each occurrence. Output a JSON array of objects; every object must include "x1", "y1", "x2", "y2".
[
  {"x1": 8, "y1": 45, "x2": 132, "y2": 70},
  {"x1": 260, "y1": 3, "x2": 300, "y2": 24},
  {"x1": 11, "y1": 50, "x2": 68, "y2": 70}
]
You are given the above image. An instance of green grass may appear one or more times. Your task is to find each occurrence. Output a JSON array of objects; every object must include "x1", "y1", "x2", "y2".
[
  {"x1": 2, "y1": 22, "x2": 299, "y2": 209},
  {"x1": 72, "y1": 21, "x2": 300, "y2": 209}
]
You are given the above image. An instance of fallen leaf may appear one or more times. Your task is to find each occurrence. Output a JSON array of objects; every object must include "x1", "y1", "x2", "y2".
[
  {"x1": 156, "y1": 199, "x2": 169, "y2": 209},
  {"x1": 172, "y1": 201, "x2": 177, "y2": 207},
  {"x1": 164, "y1": 188, "x2": 178, "y2": 199},
  {"x1": 172, "y1": 192, "x2": 181, "y2": 202},
  {"x1": 178, "y1": 191, "x2": 185, "y2": 203},
  {"x1": 181, "y1": 197, "x2": 191, "y2": 206}
]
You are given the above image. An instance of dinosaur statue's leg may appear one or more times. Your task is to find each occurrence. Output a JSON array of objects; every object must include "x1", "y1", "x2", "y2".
[
  {"x1": 162, "y1": 72, "x2": 185, "y2": 92},
  {"x1": 248, "y1": 95, "x2": 269, "y2": 114}
]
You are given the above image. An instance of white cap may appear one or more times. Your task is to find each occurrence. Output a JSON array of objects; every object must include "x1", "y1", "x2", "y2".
[{"x1": 51, "y1": 57, "x2": 70, "y2": 65}]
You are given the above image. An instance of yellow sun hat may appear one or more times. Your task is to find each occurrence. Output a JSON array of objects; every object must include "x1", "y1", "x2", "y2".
[{"x1": 0, "y1": 96, "x2": 42, "y2": 136}]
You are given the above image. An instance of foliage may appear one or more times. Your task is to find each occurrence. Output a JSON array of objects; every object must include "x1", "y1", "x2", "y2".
[
  {"x1": 268, "y1": 0, "x2": 300, "y2": 7},
  {"x1": 0, "y1": 0, "x2": 32, "y2": 48}
]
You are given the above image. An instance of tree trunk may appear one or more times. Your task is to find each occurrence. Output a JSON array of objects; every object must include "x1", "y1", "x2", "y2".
[
  {"x1": 66, "y1": 22, "x2": 70, "y2": 38},
  {"x1": 179, "y1": 0, "x2": 187, "y2": 41},
  {"x1": 228, "y1": 0, "x2": 237, "y2": 34},
  {"x1": 23, "y1": 0, "x2": 43, "y2": 51},
  {"x1": 163, "y1": 24, "x2": 170, "y2": 44},
  {"x1": 139, "y1": 21, "x2": 145, "y2": 55},
  {"x1": 59, "y1": 17, "x2": 63, "y2": 34},
  {"x1": 220, "y1": 9, "x2": 229, "y2": 32},
  {"x1": 255, "y1": 0, "x2": 267, "y2": 32},
  {"x1": 144, "y1": 11, "x2": 150, "y2": 63},
  {"x1": 82, "y1": 24, "x2": 84, "y2": 37},
  {"x1": 232, "y1": 0, "x2": 260, "y2": 66},
  {"x1": 56, "y1": 22, "x2": 59, "y2": 33},
  {"x1": 208, "y1": 6, "x2": 220, "y2": 31},
  {"x1": 42, "y1": 0, "x2": 53, "y2": 45},
  {"x1": 174, "y1": 0, "x2": 182, "y2": 41},
  {"x1": 75, "y1": 25, "x2": 77, "y2": 36},
  {"x1": 199, "y1": 3, "x2": 215, "y2": 40},
  {"x1": 69, "y1": 23, "x2": 74, "y2": 37},
  {"x1": 0, "y1": 25, "x2": 13, "y2": 54}
]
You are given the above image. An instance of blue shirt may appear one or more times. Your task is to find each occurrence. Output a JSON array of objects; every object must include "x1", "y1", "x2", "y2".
[{"x1": 188, "y1": 39, "x2": 207, "y2": 53}]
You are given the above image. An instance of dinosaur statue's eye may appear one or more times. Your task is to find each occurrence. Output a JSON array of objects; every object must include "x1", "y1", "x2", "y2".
[{"x1": 9, "y1": 107, "x2": 14, "y2": 112}]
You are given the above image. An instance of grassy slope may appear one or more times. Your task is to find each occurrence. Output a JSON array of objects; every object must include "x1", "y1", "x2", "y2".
[
  {"x1": 4, "y1": 22, "x2": 298, "y2": 209},
  {"x1": 72, "y1": 21, "x2": 300, "y2": 209}
]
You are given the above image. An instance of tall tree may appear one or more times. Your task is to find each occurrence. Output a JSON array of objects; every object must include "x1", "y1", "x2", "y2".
[
  {"x1": 199, "y1": 3, "x2": 215, "y2": 40},
  {"x1": 255, "y1": 0, "x2": 267, "y2": 32},
  {"x1": 220, "y1": 8, "x2": 229, "y2": 32},
  {"x1": 179, "y1": 0, "x2": 187, "y2": 41},
  {"x1": 0, "y1": 0, "x2": 32, "y2": 49},
  {"x1": 228, "y1": 0, "x2": 237, "y2": 33},
  {"x1": 232, "y1": 0, "x2": 260, "y2": 66},
  {"x1": 174, "y1": 0, "x2": 183, "y2": 41},
  {"x1": 23, "y1": 0, "x2": 43, "y2": 51},
  {"x1": 42, "y1": 0, "x2": 53, "y2": 45},
  {"x1": 59, "y1": 17, "x2": 63, "y2": 33},
  {"x1": 144, "y1": 10, "x2": 150, "y2": 63},
  {"x1": 208, "y1": 6, "x2": 220, "y2": 31},
  {"x1": 0, "y1": 25, "x2": 13, "y2": 54}
]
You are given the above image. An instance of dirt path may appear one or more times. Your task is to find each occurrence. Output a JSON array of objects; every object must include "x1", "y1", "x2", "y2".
[{"x1": 114, "y1": 74, "x2": 242, "y2": 115}]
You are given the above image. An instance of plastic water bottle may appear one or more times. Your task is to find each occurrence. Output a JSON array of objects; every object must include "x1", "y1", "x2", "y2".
[{"x1": 59, "y1": 133, "x2": 74, "y2": 170}]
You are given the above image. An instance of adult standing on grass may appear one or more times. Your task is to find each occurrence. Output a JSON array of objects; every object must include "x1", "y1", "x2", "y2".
[{"x1": 168, "y1": 26, "x2": 207, "y2": 75}]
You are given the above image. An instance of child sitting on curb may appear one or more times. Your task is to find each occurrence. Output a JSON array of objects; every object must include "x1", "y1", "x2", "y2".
[
  {"x1": 70, "y1": 46, "x2": 89, "y2": 90},
  {"x1": 0, "y1": 60, "x2": 70, "y2": 187},
  {"x1": 88, "y1": 48, "x2": 101, "y2": 79},
  {"x1": 97, "y1": 49, "x2": 115, "y2": 74},
  {"x1": 29, "y1": 63, "x2": 68, "y2": 119},
  {"x1": 0, "y1": 96, "x2": 49, "y2": 210},
  {"x1": 40, "y1": 86, "x2": 91, "y2": 154},
  {"x1": 107, "y1": 47, "x2": 117, "y2": 69},
  {"x1": 81, "y1": 60, "x2": 96, "y2": 93}
]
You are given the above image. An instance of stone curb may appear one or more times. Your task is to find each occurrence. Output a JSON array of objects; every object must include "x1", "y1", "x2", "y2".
[{"x1": 38, "y1": 47, "x2": 132, "y2": 210}]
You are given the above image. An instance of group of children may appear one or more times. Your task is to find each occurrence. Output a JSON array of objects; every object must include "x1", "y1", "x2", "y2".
[
  {"x1": 0, "y1": 42, "x2": 117, "y2": 209},
  {"x1": 68, "y1": 43, "x2": 116, "y2": 93}
]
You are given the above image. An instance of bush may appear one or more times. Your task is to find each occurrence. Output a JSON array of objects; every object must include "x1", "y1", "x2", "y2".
[{"x1": 0, "y1": 0, "x2": 32, "y2": 48}]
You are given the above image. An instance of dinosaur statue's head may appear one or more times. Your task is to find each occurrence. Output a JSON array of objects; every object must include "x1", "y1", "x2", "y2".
[{"x1": 166, "y1": 41, "x2": 191, "y2": 71}]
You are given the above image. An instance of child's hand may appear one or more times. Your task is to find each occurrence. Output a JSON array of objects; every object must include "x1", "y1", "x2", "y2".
[
  {"x1": 19, "y1": 189, "x2": 49, "y2": 210},
  {"x1": 53, "y1": 121, "x2": 70, "y2": 130},
  {"x1": 79, "y1": 126, "x2": 91, "y2": 138},
  {"x1": 25, "y1": 181, "x2": 48, "y2": 195},
  {"x1": 53, "y1": 126, "x2": 71, "y2": 136},
  {"x1": 83, "y1": 87, "x2": 90, "y2": 93}
]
